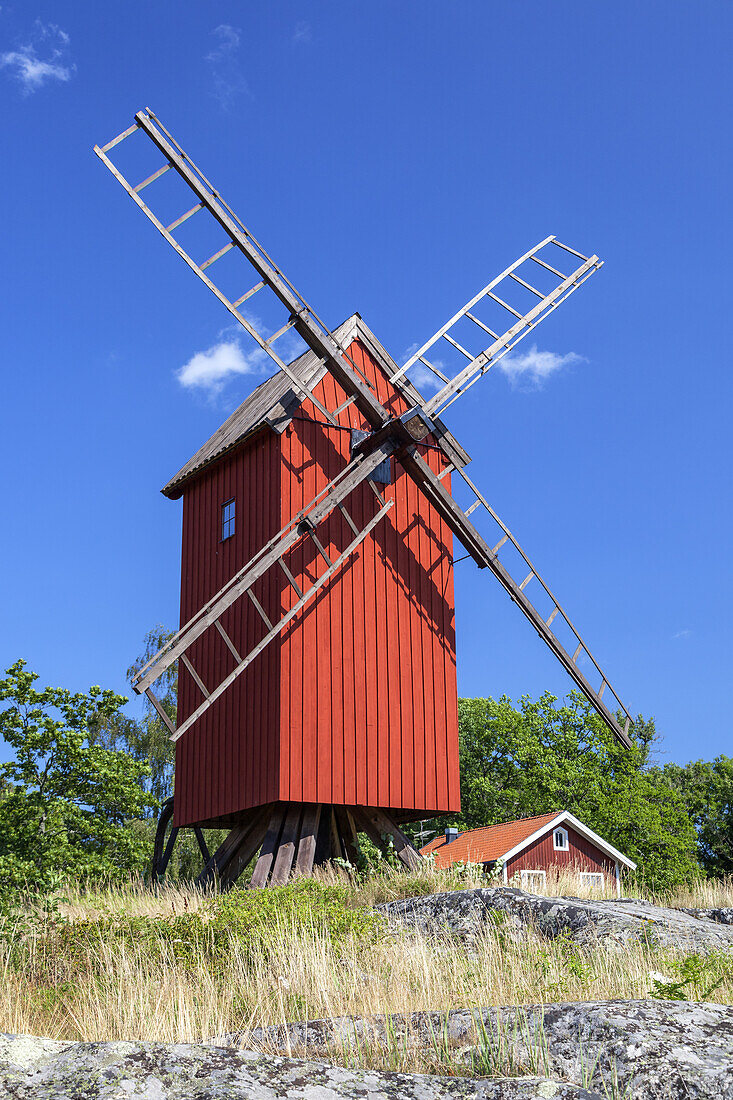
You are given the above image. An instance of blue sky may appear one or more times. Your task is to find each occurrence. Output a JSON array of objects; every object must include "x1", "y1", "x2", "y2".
[{"x1": 1, "y1": 1, "x2": 731, "y2": 768}]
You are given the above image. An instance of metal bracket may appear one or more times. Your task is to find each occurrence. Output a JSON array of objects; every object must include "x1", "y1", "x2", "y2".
[{"x1": 350, "y1": 429, "x2": 392, "y2": 485}]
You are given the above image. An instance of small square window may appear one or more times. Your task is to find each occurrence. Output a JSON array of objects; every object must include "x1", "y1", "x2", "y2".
[
  {"x1": 221, "y1": 498, "x2": 235, "y2": 541},
  {"x1": 553, "y1": 827, "x2": 569, "y2": 851}
]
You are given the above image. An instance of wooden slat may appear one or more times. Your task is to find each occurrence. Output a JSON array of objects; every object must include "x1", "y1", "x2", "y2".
[
  {"x1": 220, "y1": 816, "x2": 271, "y2": 887},
  {"x1": 214, "y1": 619, "x2": 242, "y2": 663},
  {"x1": 251, "y1": 806, "x2": 286, "y2": 888},
  {"x1": 294, "y1": 804, "x2": 321, "y2": 876},
  {"x1": 180, "y1": 653, "x2": 209, "y2": 698},
  {"x1": 270, "y1": 804, "x2": 303, "y2": 885}
]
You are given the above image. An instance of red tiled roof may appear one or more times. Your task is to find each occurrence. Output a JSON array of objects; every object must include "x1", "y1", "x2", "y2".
[{"x1": 420, "y1": 811, "x2": 562, "y2": 868}]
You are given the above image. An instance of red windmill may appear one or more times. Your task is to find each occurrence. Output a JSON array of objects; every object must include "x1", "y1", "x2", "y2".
[{"x1": 95, "y1": 110, "x2": 634, "y2": 887}]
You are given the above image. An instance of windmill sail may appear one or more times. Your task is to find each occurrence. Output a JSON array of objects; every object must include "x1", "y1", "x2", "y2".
[
  {"x1": 398, "y1": 445, "x2": 633, "y2": 748},
  {"x1": 131, "y1": 444, "x2": 396, "y2": 742},
  {"x1": 95, "y1": 109, "x2": 388, "y2": 430},
  {"x1": 395, "y1": 237, "x2": 602, "y2": 417},
  {"x1": 97, "y1": 108, "x2": 632, "y2": 755}
]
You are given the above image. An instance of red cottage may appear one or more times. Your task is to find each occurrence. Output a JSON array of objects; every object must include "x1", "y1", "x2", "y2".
[
  {"x1": 421, "y1": 810, "x2": 636, "y2": 896},
  {"x1": 162, "y1": 315, "x2": 466, "y2": 830}
]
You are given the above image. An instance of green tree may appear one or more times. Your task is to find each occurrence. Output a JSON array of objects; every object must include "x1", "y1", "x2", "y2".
[
  {"x1": 453, "y1": 692, "x2": 699, "y2": 891},
  {"x1": 90, "y1": 625, "x2": 177, "y2": 810},
  {"x1": 662, "y1": 756, "x2": 733, "y2": 877},
  {"x1": 0, "y1": 661, "x2": 155, "y2": 891}
]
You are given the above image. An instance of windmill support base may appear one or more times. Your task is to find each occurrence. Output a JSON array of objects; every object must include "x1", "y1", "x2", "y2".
[
  {"x1": 152, "y1": 797, "x2": 211, "y2": 883},
  {"x1": 191, "y1": 802, "x2": 423, "y2": 889}
]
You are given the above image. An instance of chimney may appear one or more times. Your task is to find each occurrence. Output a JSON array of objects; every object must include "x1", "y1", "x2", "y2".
[{"x1": 445, "y1": 826, "x2": 459, "y2": 844}]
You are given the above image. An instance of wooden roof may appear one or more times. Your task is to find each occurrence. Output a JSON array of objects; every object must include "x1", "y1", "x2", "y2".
[
  {"x1": 420, "y1": 810, "x2": 636, "y2": 869},
  {"x1": 161, "y1": 314, "x2": 470, "y2": 499}
]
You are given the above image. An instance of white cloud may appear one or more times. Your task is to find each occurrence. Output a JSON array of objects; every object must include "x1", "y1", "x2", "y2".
[
  {"x1": 400, "y1": 343, "x2": 443, "y2": 392},
  {"x1": 205, "y1": 24, "x2": 249, "y2": 108},
  {"x1": 497, "y1": 344, "x2": 584, "y2": 388},
  {"x1": 176, "y1": 340, "x2": 260, "y2": 395},
  {"x1": 672, "y1": 629, "x2": 692, "y2": 640},
  {"x1": 293, "y1": 21, "x2": 312, "y2": 43},
  {"x1": 1, "y1": 21, "x2": 74, "y2": 93}
]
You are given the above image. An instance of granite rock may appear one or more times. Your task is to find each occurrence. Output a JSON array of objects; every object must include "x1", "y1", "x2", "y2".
[
  {"x1": 0, "y1": 1033, "x2": 600, "y2": 1099},
  {"x1": 222, "y1": 998, "x2": 733, "y2": 1100},
  {"x1": 378, "y1": 887, "x2": 733, "y2": 952}
]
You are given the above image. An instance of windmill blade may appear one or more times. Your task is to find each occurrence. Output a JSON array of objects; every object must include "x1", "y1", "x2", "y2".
[
  {"x1": 399, "y1": 446, "x2": 633, "y2": 748},
  {"x1": 132, "y1": 441, "x2": 397, "y2": 743},
  {"x1": 395, "y1": 237, "x2": 602, "y2": 417},
  {"x1": 94, "y1": 109, "x2": 389, "y2": 430}
]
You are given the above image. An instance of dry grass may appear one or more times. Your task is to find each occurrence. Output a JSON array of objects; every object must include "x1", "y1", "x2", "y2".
[{"x1": 1, "y1": 865, "x2": 731, "y2": 1061}]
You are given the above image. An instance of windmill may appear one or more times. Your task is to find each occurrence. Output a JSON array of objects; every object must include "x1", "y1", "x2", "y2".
[{"x1": 95, "y1": 109, "x2": 634, "y2": 888}]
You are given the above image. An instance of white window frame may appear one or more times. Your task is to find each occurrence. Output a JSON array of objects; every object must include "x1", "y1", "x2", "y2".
[
  {"x1": 579, "y1": 871, "x2": 605, "y2": 889},
  {"x1": 553, "y1": 826, "x2": 569, "y2": 851},
  {"x1": 519, "y1": 869, "x2": 547, "y2": 890}
]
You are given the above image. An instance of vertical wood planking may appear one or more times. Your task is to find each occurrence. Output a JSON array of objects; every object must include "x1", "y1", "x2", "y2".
[{"x1": 174, "y1": 333, "x2": 461, "y2": 827}]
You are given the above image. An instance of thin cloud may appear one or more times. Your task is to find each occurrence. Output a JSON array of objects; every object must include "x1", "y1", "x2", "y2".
[
  {"x1": 176, "y1": 339, "x2": 261, "y2": 396},
  {"x1": 293, "y1": 21, "x2": 312, "y2": 43},
  {"x1": 401, "y1": 343, "x2": 443, "y2": 393},
  {"x1": 205, "y1": 24, "x2": 249, "y2": 109},
  {"x1": 1, "y1": 21, "x2": 75, "y2": 93},
  {"x1": 497, "y1": 344, "x2": 584, "y2": 389},
  {"x1": 672, "y1": 629, "x2": 692, "y2": 640}
]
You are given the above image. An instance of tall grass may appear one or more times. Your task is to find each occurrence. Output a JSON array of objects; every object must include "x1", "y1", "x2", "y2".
[{"x1": 1, "y1": 867, "x2": 731, "y2": 1060}]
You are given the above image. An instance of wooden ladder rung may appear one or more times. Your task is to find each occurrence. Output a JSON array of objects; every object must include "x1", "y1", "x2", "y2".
[
  {"x1": 180, "y1": 653, "x2": 210, "y2": 699},
  {"x1": 133, "y1": 163, "x2": 171, "y2": 193},
  {"x1": 166, "y1": 203, "x2": 204, "y2": 232},
  {"x1": 247, "y1": 588, "x2": 273, "y2": 630}
]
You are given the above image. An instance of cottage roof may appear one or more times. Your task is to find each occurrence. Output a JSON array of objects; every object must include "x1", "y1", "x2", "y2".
[
  {"x1": 421, "y1": 810, "x2": 636, "y2": 869},
  {"x1": 161, "y1": 313, "x2": 470, "y2": 499}
]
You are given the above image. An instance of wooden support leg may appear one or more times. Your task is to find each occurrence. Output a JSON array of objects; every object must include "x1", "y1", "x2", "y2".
[
  {"x1": 220, "y1": 816, "x2": 271, "y2": 888},
  {"x1": 192, "y1": 826, "x2": 210, "y2": 865},
  {"x1": 353, "y1": 806, "x2": 423, "y2": 871},
  {"x1": 270, "y1": 804, "x2": 304, "y2": 886},
  {"x1": 334, "y1": 806, "x2": 360, "y2": 866},
  {"x1": 152, "y1": 797, "x2": 176, "y2": 882},
  {"x1": 251, "y1": 805, "x2": 288, "y2": 888},
  {"x1": 294, "y1": 803, "x2": 322, "y2": 877},
  {"x1": 313, "y1": 806, "x2": 334, "y2": 866}
]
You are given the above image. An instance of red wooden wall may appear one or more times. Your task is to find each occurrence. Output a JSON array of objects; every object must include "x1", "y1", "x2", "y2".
[
  {"x1": 174, "y1": 337, "x2": 461, "y2": 826},
  {"x1": 278, "y1": 339, "x2": 460, "y2": 817},
  {"x1": 174, "y1": 432, "x2": 282, "y2": 826},
  {"x1": 507, "y1": 824, "x2": 616, "y2": 880}
]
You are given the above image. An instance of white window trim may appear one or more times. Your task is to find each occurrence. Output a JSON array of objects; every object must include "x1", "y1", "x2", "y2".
[
  {"x1": 519, "y1": 869, "x2": 547, "y2": 890},
  {"x1": 553, "y1": 826, "x2": 569, "y2": 851},
  {"x1": 579, "y1": 871, "x2": 605, "y2": 886}
]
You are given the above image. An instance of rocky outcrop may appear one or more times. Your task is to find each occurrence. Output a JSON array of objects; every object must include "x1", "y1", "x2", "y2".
[
  {"x1": 675, "y1": 905, "x2": 733, "y2": 925},
  {"x1": 220, "y1": 999, "x2": 733, "y2": 1100},
  {"x1": 378, "y1": 887, "x2": 733, "y2": 952},
  {"x1": 0, "y1": 1033, "x2": 601, "y2": 1099}
]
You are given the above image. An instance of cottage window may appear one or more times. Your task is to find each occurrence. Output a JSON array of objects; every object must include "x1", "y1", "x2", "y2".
[
  {"x1": 520, "y1": 869, "x2": 546, "y2": 891},
  {"x1": 221, "y1": 498, "x2": 235, "y2": 541},
  {"x1": 553, "y1": 826, "x2": 569, "y2": 851},
  {"x1": 580, "y1": 871, "x2": 605, "y2": 893}
]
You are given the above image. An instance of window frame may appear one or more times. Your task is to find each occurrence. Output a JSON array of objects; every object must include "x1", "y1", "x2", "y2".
[
  {"x1": 579, "y1": 871, "x2": 606, "y2": 889},
  {"x1": 221, "y1": 497, "x2": 236, "y2": 542},
  {"x1": 553, "y1": 826, "x2": 569, "y2": 851},
  {"x1": 519, "y1": 869, "x2": 547, "y2": 890}
]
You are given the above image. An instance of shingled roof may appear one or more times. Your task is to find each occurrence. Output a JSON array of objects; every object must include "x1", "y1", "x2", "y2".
[
  {"x1": 162, "y1": 314, "x2": 470, "y2": 499},
  {"x1": 420, "y1": 810, "x2": 636, "y2": 870}
]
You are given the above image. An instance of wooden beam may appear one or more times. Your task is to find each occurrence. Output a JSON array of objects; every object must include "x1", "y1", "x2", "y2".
[
  {"x1": 220, "y1": 816, "x2": 271, "y2": 887},
  {"x1": 270, "y1": 804, "x2": 303, "y2": 886},
  {"x1": 355, "y1": 807, "x2": 422, "y2": 871},
  {"x1": 251, "y1": 806, "x2": 287, "y2": 888},
  {"x1": 294, "y1": 804, "x2": 321, "y2": 876}
]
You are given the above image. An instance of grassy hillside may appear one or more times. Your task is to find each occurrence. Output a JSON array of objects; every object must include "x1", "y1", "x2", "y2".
[{"x1": 1, "y1": 866, "x2": 732, "y2": 1077}]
